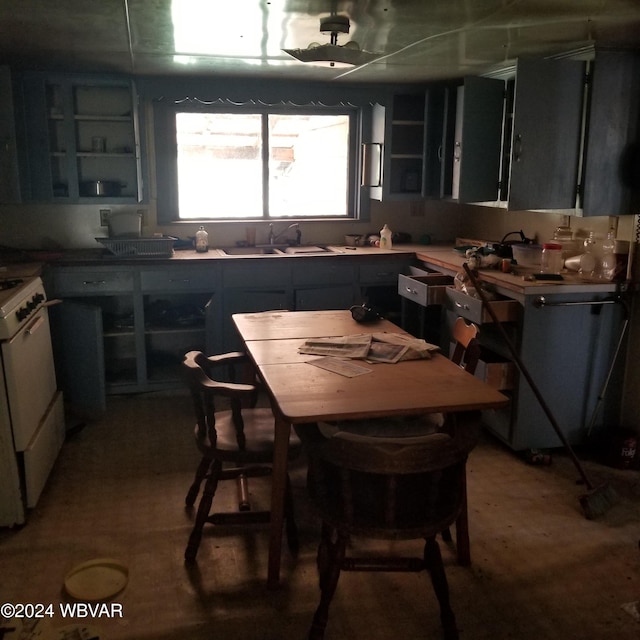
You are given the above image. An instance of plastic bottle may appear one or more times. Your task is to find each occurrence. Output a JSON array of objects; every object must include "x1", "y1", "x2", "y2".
[
  {"x1": 195, "y1": 225, "x2": 209, "y2": 253},
  {"x1": 379, "y1": 224, "x2": 392, "y2": 249},
  {"x1": 579, "y1": 231, "x2": 597, "y2": 278},
  {"x1": 540, "y1": 242, "x2": 563, "y2": 273},
  {"x1": 600, "y1": 228, "x2": 616, "y2": 281}
]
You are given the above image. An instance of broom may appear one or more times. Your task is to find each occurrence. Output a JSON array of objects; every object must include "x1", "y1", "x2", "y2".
[{"x1": 462, "y1": 263, "x2": 618, "y2": 519}]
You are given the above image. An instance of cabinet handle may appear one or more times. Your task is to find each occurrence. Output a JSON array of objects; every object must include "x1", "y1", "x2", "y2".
[
  {"x1": 454, "y1": 301, "x2": 470, "y2": 311},
  {"x1": 405, "y1": 286, "x2": 417, "y2": 295},
  {"x1": 437, "y1": 144, "x2": 443, "y2": 162},
  {"x1": 454, "y1": 141, "x2": 461, "y2": 162},
  {"x1": 514, "y1": 134, "x2": 523, "y2": 162},
  {"x1": 83, "y1": 280, "x2": 107, "y2": 285}
]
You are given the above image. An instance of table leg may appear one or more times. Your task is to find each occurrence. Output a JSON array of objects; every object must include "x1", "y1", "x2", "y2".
[
  {"x1": 455, "y1": 469, "x2": 470, "y2": 566},
  {"x1": 267, "y1": 412, "x2": 291, "y2": 588}
]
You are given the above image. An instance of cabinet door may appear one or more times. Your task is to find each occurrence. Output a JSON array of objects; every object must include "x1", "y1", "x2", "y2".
[
  {"x1": 49, "y1": 300, "x2": 106, "y2": 414},
  {"x1": 0, "y1": 67, "x2": 21, "y2": 203},
  {"x1": 508, "y1": 57, "x2": 585, "y2": 211},
  {"x1": 451, "y1": 76, "x2": 505, "y2": 203},
  {"x1": 582, "y1": 50, "x2": 640, "y2": 216},
  {"x1": 424, "y1": 84, "x2": 456, "y2": 199}
]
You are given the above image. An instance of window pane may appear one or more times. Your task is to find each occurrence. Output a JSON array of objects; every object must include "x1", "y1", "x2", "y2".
[
  {"x1": 175, "y1": 111, "x2": 351, "y2": 220},
  {"x1": 268, "y1": 114, "x2": 349, "y2": 218},
  {"x1": 176, "y1": 113, "x2": 263, "y2": 219}
]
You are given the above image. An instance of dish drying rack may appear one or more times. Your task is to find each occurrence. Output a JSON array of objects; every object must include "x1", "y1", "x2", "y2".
[{"x1": 96, "y1": 237, "x2": 174, "y2": 258}]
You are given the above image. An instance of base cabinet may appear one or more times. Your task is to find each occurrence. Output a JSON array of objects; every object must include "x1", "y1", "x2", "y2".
[
  {"x1": 444, "y1": 290, "x2": 625, "y2": 451},
  {"x1": 47, "y1": 264, "x2": 218, "y2": 415},
  {"x1": 47, "y1": 255, "x2": 411, "y2": 413}
]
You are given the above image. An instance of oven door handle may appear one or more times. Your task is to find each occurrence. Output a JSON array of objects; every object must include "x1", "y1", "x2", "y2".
[{"x1": 25, "y1": 314, "x2": 45, "y2": 335}]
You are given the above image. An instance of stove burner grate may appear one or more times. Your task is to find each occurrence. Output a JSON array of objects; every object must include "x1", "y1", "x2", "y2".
[{"x1": 0, "y1": 278, "x2": 24, "y2": 291}]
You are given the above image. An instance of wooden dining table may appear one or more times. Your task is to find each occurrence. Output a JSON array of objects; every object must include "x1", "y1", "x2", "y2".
[{"x1": 232, "y1": 310, "x2": 509, "y2": 588}]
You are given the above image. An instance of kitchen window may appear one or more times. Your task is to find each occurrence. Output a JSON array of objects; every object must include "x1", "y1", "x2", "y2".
[{"x1": 154, "y1": 101, "x2": 364, "y2": 223}]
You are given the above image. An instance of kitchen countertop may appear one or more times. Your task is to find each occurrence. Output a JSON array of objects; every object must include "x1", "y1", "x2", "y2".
[
  {"x1": 413, "y1": 245, "x2": 624, "y2": 297},
  {"x1": 7, "y1": 243, "x2": 628, "y2": 298}
]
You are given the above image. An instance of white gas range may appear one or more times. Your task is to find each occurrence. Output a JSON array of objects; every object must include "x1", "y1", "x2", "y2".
[{"x1": 0, "y1": 275, "x2": 65, "y2": 527}]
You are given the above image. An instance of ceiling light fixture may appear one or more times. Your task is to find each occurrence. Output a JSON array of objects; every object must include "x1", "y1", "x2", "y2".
[{"x1": 282, "y1": 14, "x2": 379, "y2": 68}]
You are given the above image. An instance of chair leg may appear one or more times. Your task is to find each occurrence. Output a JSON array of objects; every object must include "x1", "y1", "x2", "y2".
[
  {"x1": 308, "y1": 523, "x2": 347, "y2": 640},
  {"x1": 284, "y1": 473, "x2": 299, "y2": 555},
  {"x1": 423, "y1": 536, "x2": 458, "y2": 640},
  {"x1": 185, "y1": 459, "x2": 222, "y2": 563},
  {"x1": 185, "y1": 455, "x2": 212, "y2": 507}
]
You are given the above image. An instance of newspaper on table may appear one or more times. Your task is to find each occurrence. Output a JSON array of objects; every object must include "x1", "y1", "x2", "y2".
[
  {"x1": 308, "y1": 356, "x2": 373, "y2": 377},
  {"x1": 367, "y1": 332, "x2": 440, "y2": 363},
  {"x1": 298, "y1": 334, "x2": 372, "y2": 359},
  {"x1": 298, "y1": 332, "x2": 439, "y2": 364}
]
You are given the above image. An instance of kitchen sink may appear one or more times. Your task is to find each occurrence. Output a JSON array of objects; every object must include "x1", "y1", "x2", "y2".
[
  {"x1": 220, "y1": 244, "x2": 336, "y2": 256},
  {"x1": 220, "y1": 246, "x2": 282, "y2": 256},
  {"x1": 281, "y1": 245, "x2": 333, "y2": 254}
]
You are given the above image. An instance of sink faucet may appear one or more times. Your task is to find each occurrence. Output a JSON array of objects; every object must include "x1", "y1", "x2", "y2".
[{"x1": 268, "y1": 223, "x2": 301, "y2": 245}]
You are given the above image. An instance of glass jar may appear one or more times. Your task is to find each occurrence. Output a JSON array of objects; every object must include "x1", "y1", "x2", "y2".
[
  {"x1": 195, "y1": 225, "x2": 209, "y2": 253},
  {"x1": 552, "y1": 226, "x2": 578, "y2": 259},
  {"x1": 540, "y1": 242, "x2": 563, "y2": 273}
]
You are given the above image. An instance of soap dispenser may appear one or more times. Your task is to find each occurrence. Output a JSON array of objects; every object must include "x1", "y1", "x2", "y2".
[{"x1": 380, "y1": 224, "x2": 392, "y2": 249}]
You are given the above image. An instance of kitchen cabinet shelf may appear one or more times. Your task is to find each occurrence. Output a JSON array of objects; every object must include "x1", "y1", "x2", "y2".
[
  {"x1": 20, "y1": 72, "x2": 145, "y2": 203},
  {"x1": 370, "y1": 93, "x2": 427, "y2": 200}
]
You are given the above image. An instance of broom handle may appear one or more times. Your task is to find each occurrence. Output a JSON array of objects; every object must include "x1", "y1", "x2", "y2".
[{"x1": 462, "y1": 263, "x2": 595, "y2": 489}]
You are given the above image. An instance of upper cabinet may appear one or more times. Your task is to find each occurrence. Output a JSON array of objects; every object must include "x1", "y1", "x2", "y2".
[
  {"x1": 370, "y1": 92, "x2": 427, "y2": 200},
  {"x1": 507, "y1": 57, "x2": 585, "y2": 211},
  {"x1": 443, "y1": 57, "x2": 586, "y2": 212},
  {"x1": 451, "y1": 76, "x2": 505, "y2": 203},
  {"x1": 581, "y1": 49, "x2": 640, "y2": 216},
  {"x1": 19, "y1": 73, "x2": 145, "y2": 203}
]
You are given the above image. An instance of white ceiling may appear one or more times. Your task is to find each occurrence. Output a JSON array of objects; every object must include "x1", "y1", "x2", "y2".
[{"x1": 1, "y1": 0, "x2": 640, "y2": 83}]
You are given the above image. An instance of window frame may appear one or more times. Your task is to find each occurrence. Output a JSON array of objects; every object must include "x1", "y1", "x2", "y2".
[{"x1": 154, "y1": 100, "x2": 366, "y2": 224}]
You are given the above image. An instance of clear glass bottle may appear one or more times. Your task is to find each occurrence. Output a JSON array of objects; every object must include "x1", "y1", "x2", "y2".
[
  {"x1": 579, "y1": 231, "x2": 597, "y2": 278},
  {"x1": 540, "y1": 242, "x2": 563, "y2": 273},
  {"x1": 195, "y1": 225, "x2": 209, "y2": 253}
]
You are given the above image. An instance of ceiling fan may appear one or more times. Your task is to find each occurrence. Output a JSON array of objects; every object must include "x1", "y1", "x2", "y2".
[{"x1": 282, "y1": 13, "x2": 380, "y2": 68}]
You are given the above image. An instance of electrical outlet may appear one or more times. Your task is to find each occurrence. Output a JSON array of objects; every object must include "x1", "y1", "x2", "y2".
[{"x1": 100, "y1": 209, "x2": 111, "y2": 226}]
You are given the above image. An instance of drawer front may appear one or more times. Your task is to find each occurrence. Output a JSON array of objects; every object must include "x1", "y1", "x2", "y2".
[
  {"x1": 52, "y1": 269, "x2": 134, "y2": 294},
  {"x1": 359, "y1": 260, "x2": 408, "y2": 284},
  {"x1": 446, "y1": 287, "x2": 519, "y2": 324},
  {"x1": 24, "y1": 392, "x2": 65, "y2": 507},
  {"x1": 140, "y1": 267, "x2": 218, "y2": 292},
  {"x1": 398, "y1": 274, "x2": 453, "y2": 307}
]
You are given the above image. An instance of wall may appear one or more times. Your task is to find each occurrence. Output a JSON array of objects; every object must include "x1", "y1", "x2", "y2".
[{"x1": 0, "y1": 197, "x2": 627, "y2": 252}]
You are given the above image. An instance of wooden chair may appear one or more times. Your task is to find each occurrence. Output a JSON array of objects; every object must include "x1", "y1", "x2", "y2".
[
  {"x1": 439, "y1": 316, "x2": 481, "y2": 548},
  {"x1": 296, "y1": 412, "x2": 482, "y2": 640},
  {"x1": 182, "y1": 350, "x2": 301, "y2": 563}
]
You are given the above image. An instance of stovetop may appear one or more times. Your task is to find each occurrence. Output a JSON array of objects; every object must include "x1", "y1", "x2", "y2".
[
  {"x1": 0, "y1": 277, "x2": 47, "y2": 339},
  {"x1": 0, "y1": 277, "x2": 25, "y2": 291}
]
